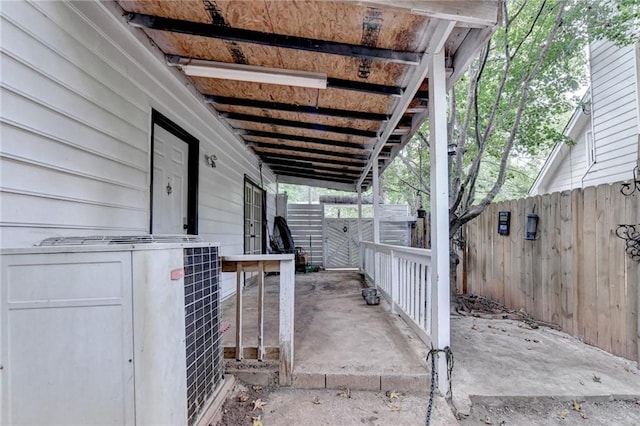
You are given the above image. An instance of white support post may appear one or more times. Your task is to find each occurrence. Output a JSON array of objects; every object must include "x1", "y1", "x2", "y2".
[
  {"x1": 429, "y1": 49, "x2": 451, "y2": 395},
  {"x1": 372, "y1": 156, "x2": 381, "y2": 244},
  {"x1": 357, "y1": 186, "x2": 363, "y2": 271},
  {"x1": 235, "y1": 268, "x2": 243, "y2": 361},
  {"x1": 257, "y1": 262, "x2": 265, "y2": 361},
  {"x1": 372, "y1": 158, "x2": 380, "y2": 289},
  {"x1": 357, "y1": 186, "x2": 363, "y2": 242},
  {"x1": 278, "y1": 257, "x2": 295, "y2": 386}
]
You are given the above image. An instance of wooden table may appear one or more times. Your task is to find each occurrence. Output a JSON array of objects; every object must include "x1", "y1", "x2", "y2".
[{"x1": 221, "y1": 254, "x2": 295, "y2": 386}]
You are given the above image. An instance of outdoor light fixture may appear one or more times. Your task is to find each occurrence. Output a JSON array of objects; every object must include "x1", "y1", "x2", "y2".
[
  {"x1": 416, "y1": 190, "x2": 426, "y2": 218},
  {"x1": 525, "y1": 207, "x2": 539, "y2": 241},
  {"x1": 167, "y1": 56, "x2": 327, "y2": 89},
  {"x1": 205, "y1": 154, "x2": 217, "y2": 168}
]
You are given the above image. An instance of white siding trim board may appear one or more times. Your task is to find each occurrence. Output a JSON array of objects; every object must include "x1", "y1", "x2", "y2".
[
  {"x1": 1, "y1": 192, "x2": 148, "y2": 229},
  {"x1": 590, "y1": 143, "x2": 637, "y2": 162},
  {"x1": 592, "y1": 83, "x2": 637, "y2": 113},
  {"x1": 0, "y1": 16, "x2": 149, "y2": 133},
  {"x1": 593, "y1": 125, "x2": 637, "y2": 149},
  {"x1": 0, "y1": 187, "x2": 147, "y2": 214},
  {"x1": 1, "y1": 155, "x2": 147, "y2": 202},
  {"x1": 0, "y1": 55, "x2": 148, "y2": 150},
  {"x1": 0, "y1": 121, "x2": 147, "y2": 182},
  {"x1": 0, "y1": 2, "x2": 150, "y2": 114},
  {"x1": 591, "y1": 56, "x2": 635, "y2": 84},
  {"x1": 0, "y1": 85, "x2": 148, "y2": 166},
  {"x1": 593, "y1": 110, "x2": 637, "y2": 135}
]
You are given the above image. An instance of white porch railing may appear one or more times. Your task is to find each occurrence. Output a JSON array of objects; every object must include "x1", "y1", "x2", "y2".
[{"x1": 360, "y1": 241, "x2": 433, "y2": 346}]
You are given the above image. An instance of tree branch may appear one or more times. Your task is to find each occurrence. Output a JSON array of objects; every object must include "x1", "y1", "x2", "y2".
[{"x1": 460, "y1": 1, "x2": 567, "y2": 225}]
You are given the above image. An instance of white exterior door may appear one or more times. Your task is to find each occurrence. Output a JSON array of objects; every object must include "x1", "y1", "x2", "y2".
[
  {"x1": 152, "y1": 124, "x2": 188, "y2": 234},
  {"x1": 244, "y1": 181, "x2": 263, "y2": 254}
]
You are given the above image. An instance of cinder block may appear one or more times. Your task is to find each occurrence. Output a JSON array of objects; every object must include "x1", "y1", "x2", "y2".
[
  {"x1": 381, "y1": 374, "x2": 430, "y2": 393},
  {"x1": 325, "y1": 373, "x2": 380, "y2": 391},
  {"x1": 293, "y1": 372, "x2": 326, "y2": 389}
]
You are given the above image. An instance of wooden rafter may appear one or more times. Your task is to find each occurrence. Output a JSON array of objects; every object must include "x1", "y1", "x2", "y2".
[
  {"x1": 127, "y1": 12, "x2": 420, "y2": 64},
  {"x1": 206, "y1": 96, "x2": 389, "y2": 121}
]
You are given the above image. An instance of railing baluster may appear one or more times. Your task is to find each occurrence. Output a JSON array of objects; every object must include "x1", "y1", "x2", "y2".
[{"x1": 359, "y1": 242, "x2": 433, "y2": 346}]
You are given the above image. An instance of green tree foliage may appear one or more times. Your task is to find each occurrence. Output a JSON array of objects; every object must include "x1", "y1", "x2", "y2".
[
  {"x1": 585, "y1": 0, "x2": 640, "y2": 46},
  {"x1": 385, "y1": 0, "x2": 640, "y2": 240}
]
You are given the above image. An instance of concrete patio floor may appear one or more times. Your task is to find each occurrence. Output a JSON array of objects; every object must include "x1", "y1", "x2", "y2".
[
  {"x1": 221, "y1": 270, "x2": 431, "y2": 392},
  {"x1": 451, "y1": 315, "x2": 640, "y2": 414},
  {"x1": 220, "y1": 270, "x2": 640, "y2": 424}
]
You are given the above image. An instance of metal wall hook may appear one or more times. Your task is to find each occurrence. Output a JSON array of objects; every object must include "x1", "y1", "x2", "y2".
[
  {"x1": 620, "y1": 165, "x2": 640, "y2": 196},
  {"x1": 616, "y1": 224, "x2": 640, "y2": 261}
]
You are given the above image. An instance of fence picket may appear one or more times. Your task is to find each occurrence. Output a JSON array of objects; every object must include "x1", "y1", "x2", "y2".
[
  {"x1": 463, "y1": 182, "x2": 638, "y2": 362},
  {"x1": 582, "y1": 186, "x2": 598, "y2": 347},
  {"x1": 609, "y1": 188, "x2": 627, "y2": 357},
  {"x1": 596, "y1": 184, "x2": 612, "y2": 353}
]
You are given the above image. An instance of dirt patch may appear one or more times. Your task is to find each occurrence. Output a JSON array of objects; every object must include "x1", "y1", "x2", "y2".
[
  {"x1": 460, "y1": 398, "x2": 640, "y2": 425},
  {"x1": 217, "y1": 380, "x2": 275, "y2": 426},
  {"x1": 453, "y1": 293, "x2": 561, "y2": 330}
]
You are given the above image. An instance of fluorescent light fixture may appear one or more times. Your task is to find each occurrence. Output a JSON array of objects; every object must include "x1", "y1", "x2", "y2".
[{"x1": 169, "y1": 58, "x2": 327, "y2": 89}]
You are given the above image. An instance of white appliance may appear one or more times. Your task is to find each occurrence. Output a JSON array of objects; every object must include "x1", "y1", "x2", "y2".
[{"x1": 1, "y1": 236, "x2": 223, "y2": 426}]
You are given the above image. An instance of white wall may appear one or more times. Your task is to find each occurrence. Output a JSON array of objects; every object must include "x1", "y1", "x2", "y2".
[
  {"x1": 531, "y1": 41, "x2": 640, "y2": 196},
  {"x1": 0, "y1": 0, "x2": 276, "y2": 297},
  {"x1": 536, "y1": 117, "x2": 590, "y2": 194},
  {"x1": 584, "y1": 40, "x2": 639, "y2": 186}
]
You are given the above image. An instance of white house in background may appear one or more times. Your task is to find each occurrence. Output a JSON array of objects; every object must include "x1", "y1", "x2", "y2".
[{"x1": 530, "y1": 40, "x2": 640, "y2": 195}]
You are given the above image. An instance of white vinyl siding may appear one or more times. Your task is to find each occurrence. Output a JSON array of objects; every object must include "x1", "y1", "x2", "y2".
[
  {"x1": 0, "y1": 1, "x2": 274, "y2": 297},
  {"x1": 583, "y1": 40, "x2": 639, "y2": 187},
  {"x1": 538, "y1": 138, "x2": 587, "y2": 195},
  {"x1": 530, "y1": 114, "x2": 590, "y2": 195}
]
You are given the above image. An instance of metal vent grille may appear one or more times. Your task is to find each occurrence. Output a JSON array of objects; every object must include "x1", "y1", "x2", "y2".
[
  {"x1": 38, "y1": 235, "x2": 203, "y2": 246},
  {"x1": 184, "y1": 246, "x2": 222, "y2": 425}
]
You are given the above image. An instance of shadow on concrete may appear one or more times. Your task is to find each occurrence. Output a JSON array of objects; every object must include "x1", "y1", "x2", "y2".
[{"x1": 222, "y1": 270, "x2": 640, "y2": 418}]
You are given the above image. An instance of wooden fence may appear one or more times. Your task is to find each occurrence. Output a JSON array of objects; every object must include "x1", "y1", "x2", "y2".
[{"x1": 464, "y1": 183, "x2": 639, "y2": 362}]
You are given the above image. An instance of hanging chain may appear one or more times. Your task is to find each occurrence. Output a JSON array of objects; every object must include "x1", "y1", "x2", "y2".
[{"x1": 425, "y1": 346, "x2": 456, "y2": 426}]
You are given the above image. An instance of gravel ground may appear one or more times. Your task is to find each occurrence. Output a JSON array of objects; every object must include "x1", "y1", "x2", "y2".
[{"x1": 460, "y1": 398, "x2": 640, "y2": 426}]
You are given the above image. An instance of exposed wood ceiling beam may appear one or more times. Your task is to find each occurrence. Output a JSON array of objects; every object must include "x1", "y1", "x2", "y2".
[
  {"x1": 276, "y1": 175, "x2": 356, "y2": 192},
  {"x1": 263, "y1": 158, "x2": 361, "y2": 174},
  {"x1": 256, "y1": 152, "x2": 365, "y2": 167},
  {"x1": 127, "y1": 13, "x2": 420, "y2": 65},
  {"x1": 206, "y1": 96, "x2": 390, "y2": 122},
  {"x1": 245, "y1": 141, "x2": 368, "y2": 160},
  {"x1": 224, "y1": 112, "x2": 378, "y2": 138},
  {"x1": 269, "y1": 164, "x2": 359, "y2": 178},
  {"x1": 271, "y1": 169, "x2": 355, "y2": 184},
  {"x1": 327, "y1": 78, "x2": 403, "y2": 96},
  {"x1": 240, "y1": 130, "x2": 374, "y2": 151}
]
